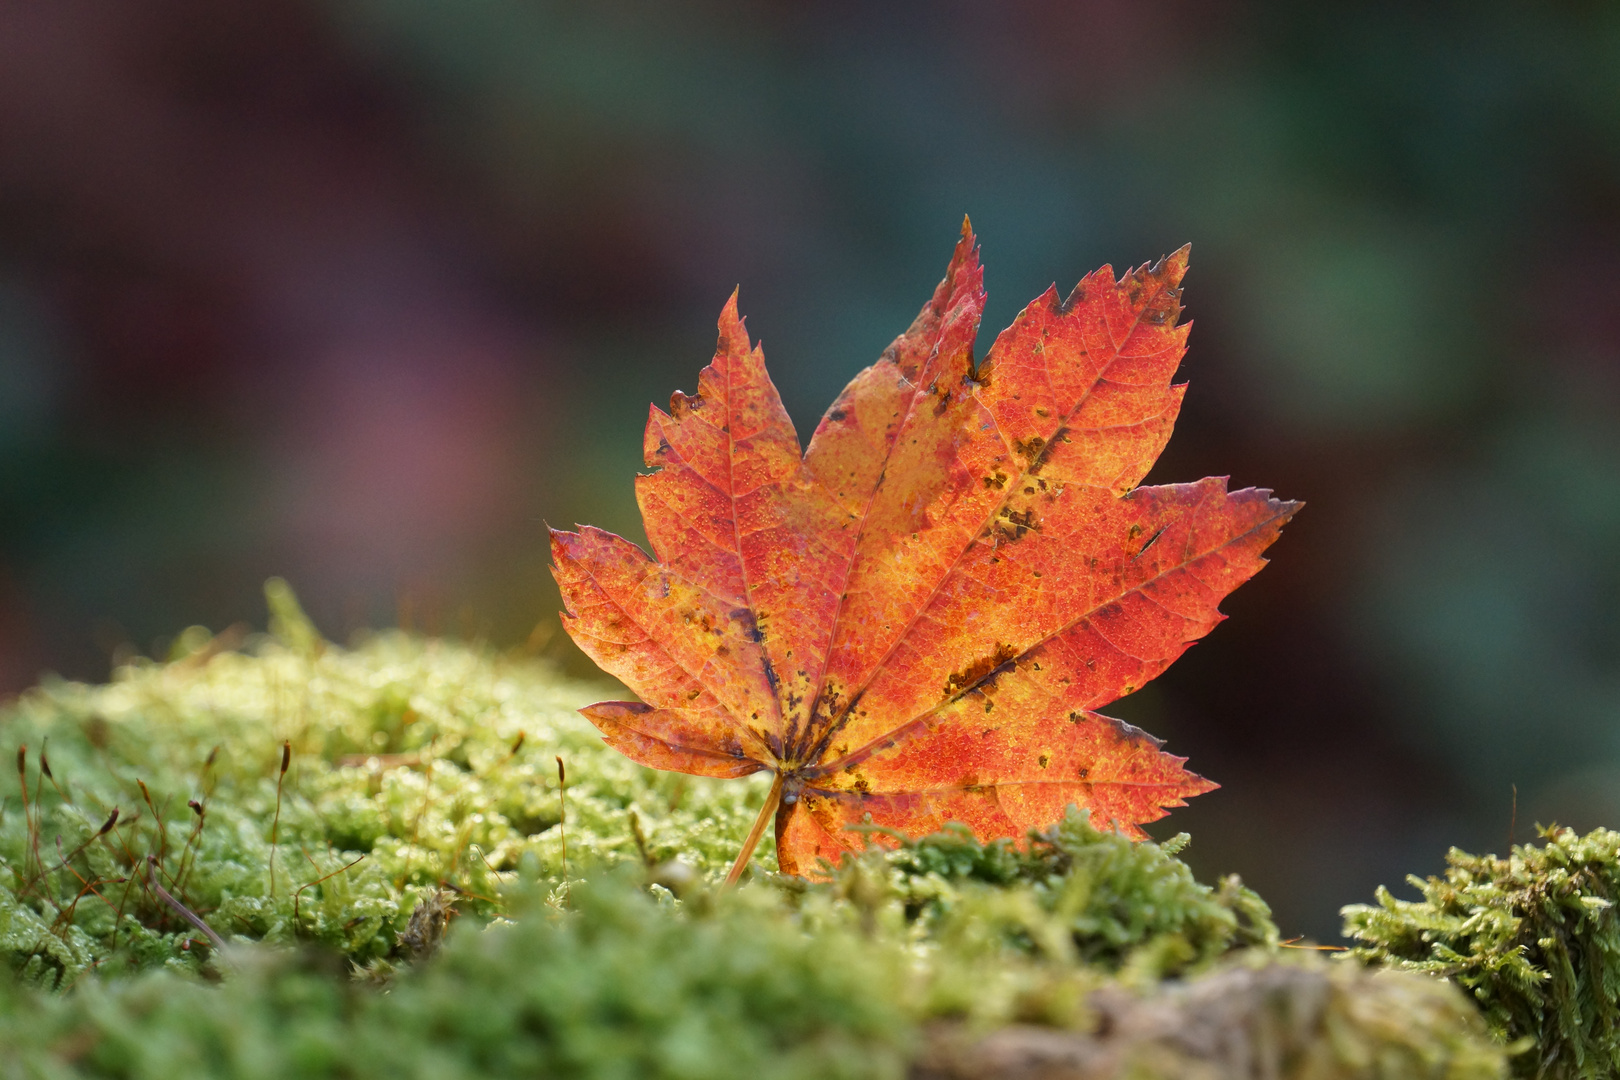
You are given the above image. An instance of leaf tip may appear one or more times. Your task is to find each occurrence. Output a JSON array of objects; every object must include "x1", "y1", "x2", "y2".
[
  {"x1": 952, "y1": 216, "x2": 982, "y2": 273},
  {"x1": 715, "y1": 287, "x2": 753, "y2": 358},
  {"x1": 1157, "y1": 243, "x2": 1192, "y2": 284},
  {"x1": 546, "y1": 525, "x2": 588, "y2": 565}
]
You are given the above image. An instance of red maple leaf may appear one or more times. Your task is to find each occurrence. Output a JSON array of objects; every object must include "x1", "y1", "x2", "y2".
[{"x1": 552, "y1": 221, "x2": 1298, "y2": 880}]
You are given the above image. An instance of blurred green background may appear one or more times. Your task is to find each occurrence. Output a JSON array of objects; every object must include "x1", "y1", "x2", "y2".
[{"x1": 0, "y1": 0, "x2": 1616, "y2": 940}]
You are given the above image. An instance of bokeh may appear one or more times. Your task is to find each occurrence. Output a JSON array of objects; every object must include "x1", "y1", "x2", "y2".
[{"x1": 1, "y1": 0, "x2": 1616, "y2": 939}]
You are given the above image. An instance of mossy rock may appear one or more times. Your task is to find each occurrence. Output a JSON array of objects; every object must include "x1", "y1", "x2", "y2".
[
  {"x1": 0, "y1": 874, "x2": 1506, "y2": 1080},
  {"x1": 0, "y1": 584, "x2": 1273, "y2": 986}
]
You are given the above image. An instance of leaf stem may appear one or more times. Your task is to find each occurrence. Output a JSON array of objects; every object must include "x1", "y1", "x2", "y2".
[{"x1": 724, "y1": 772, "x2": 783, "y2": 887}]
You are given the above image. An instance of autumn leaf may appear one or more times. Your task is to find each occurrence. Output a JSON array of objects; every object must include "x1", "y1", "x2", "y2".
[{"x1": 551, "y1": 220, "x2": 1299, "y2": 881}]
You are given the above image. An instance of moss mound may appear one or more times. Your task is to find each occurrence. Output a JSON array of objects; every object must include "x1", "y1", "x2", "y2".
[
  {"x1": 0, "y1": 585, "x2": 1508, "y2": 1077},
  {"x1": 1344, "y1": 824, "x2": 1620, "y2": 1079}
]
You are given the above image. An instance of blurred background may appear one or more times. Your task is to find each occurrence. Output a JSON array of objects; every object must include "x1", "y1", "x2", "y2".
[{"x1": 0, "y1": 0, "x2": 1616, "y2": 939}]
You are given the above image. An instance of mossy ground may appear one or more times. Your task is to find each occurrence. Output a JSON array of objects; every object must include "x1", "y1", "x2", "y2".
[{"x1": 0, "y1": 588, "x2": 1511, "y2": 1078}]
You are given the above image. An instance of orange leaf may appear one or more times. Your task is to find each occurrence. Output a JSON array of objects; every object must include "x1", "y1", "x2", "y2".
[{"x1": 552, "y1": 219, "x2": 1299, "y2": 877}]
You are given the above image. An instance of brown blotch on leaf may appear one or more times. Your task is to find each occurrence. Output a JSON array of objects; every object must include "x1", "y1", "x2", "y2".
[
  {"x1": 1017, "y1": 429, "x2": 1061, "y2": 474},
  {"x1": 944, "y1": 643, "x2": 1021, "y2": 698},
  {"x1": 1011, "y1": 435, "x2": 1046, "y2": 461}
]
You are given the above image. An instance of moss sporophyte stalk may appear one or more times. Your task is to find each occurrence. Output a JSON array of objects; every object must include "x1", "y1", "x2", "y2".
[{"x1": 0, "y1": 583, "x2": 1531, "y2": 1078}]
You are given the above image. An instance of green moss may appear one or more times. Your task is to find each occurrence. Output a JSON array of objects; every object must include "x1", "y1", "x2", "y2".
[
  {"x1": 0, "y1": 874, "x2": 916, "y2": 1080},
  {"x1": 0, "y1": 586, "x2": 771, "y2": 985},
  {"x1": 1343, "y1": 825, "x2": 1620, "y2": 1078},
  {"x1": 876, "y1": 815, "x2": 1277, "y2": 978}
]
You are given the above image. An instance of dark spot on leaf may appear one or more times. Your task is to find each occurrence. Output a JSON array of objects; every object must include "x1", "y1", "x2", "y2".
[
  {"x1": 994, "y1": 506, "x2": 1040, "y2": 541},
  {"x1": 669, "y1": 390, "x2": 704, "y2": 419},
  {"x1": 1133, "y1": 525, "x2": 1168, "y2": 560},
  {"x1": 1038, "y1": 754, "x2": 1050, "y2": 769},
  {"x1": 828, "y1": 409, "x2": 846, "y2": 422}
]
